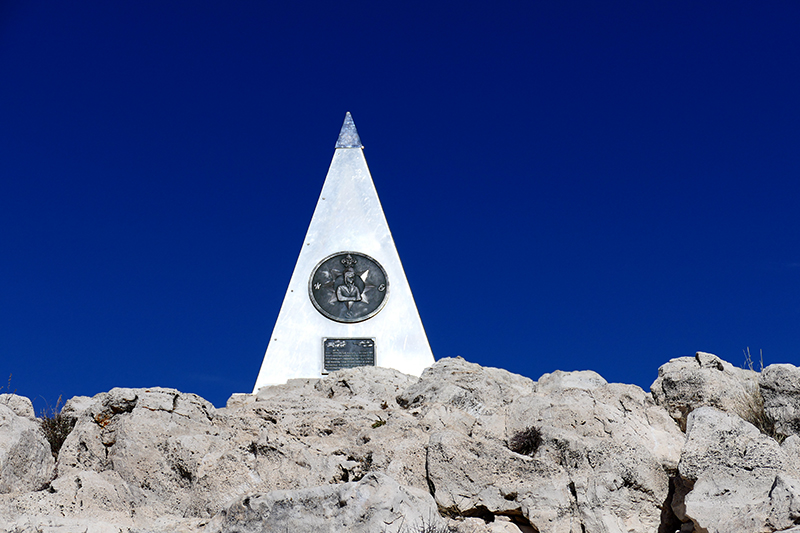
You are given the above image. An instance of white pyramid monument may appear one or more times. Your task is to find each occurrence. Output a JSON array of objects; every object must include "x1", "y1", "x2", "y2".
[{"x1": 253, "y1": 113, "x2": 434, "y2": 392}]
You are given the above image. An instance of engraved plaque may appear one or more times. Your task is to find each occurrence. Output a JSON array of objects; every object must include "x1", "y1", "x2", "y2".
[
  {"x1": 309, "y1": 251, "x2": 388, "y2": 323},
  {"x1": 323, "y1": 338, "x2": 375, "y2": 373}
]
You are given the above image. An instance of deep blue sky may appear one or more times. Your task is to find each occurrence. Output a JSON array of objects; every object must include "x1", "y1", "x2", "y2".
[{"x1": 2, "y1": 2, "x2": 799, "y2": 411}]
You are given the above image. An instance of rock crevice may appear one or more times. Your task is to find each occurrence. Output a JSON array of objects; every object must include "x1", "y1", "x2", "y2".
[{"x1": 1, "y1": 353, "x2": 799, "y2": 532}]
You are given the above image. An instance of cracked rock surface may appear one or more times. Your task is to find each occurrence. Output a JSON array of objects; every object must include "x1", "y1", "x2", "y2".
[
  {"x1": 0, "y1": 400, "x2": 54, "y2": 495},
  {"x1": 2, "y1": 355, "x2": 800, "y2": 532}
]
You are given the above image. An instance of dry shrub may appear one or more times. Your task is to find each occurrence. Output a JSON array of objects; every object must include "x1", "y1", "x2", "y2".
[
  {"x1": 738, "y1": 347, "x2": 784, "y2": 443},
  {"x1": 39, "y1": 396, "x2": 76, "y2": 459},
  {"x1": 403, "y1": 517, "x2": 458, "y2": 533},
  {"x1": 508, "y1": 426, "x2": 542, "y2": 456},
  {"x1": 735, "y1": 384, "x2": 784, "y2": 443}
]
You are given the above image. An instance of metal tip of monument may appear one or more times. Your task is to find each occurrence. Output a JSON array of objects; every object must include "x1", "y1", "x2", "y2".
[{"x1": 335, "y1": 111, "x2": 363, "y2": 149}]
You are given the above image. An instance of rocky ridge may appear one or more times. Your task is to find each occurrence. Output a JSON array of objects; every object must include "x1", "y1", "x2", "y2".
[{"x1": 1, "y1": 353, "x2": 800, "y2": 532}]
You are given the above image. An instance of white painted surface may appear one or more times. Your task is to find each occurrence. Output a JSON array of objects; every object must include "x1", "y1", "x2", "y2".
[{"x1": 253, "y1": 123, "x2": 434, "y2": 392}]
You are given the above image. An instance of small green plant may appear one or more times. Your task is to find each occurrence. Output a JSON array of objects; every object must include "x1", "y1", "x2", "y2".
[
  {"x1": 508, "y1": 426, "x2": 542, "y2": 456},
  {"x1": 39, "y1": 396, "x2": 76, "y2": 459}
]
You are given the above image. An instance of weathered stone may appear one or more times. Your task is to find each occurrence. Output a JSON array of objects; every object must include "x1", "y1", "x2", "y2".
[
  {"x1": 42, "y1": 368, "x2": 429, "y2": 526},
  {"x1": 451, "y1": 516, "x2": 537, "y2": 533},
  {"x1": 678, "y1": 406, "x2": 800, "y2": 533},
  {"x1": 0, "y1": 511, "x2": 206, "y2": 533},
  {"x1": 0, "y1": 394, "x2": 36, "y2": 419},
  {"x1": 0, "y1": 404, "x2": 54, "y2": 494},
  {"x1": 5, "y1": 356, "x2": 790, "y2": 533},
  {"x1": 427, "y1": 429, "x2": 572, "y2": 531},
  {"x1": 650, "y1": 352, "x2": 758, "y2": 430},
  {"x1": 314, "y1": 365, "x2": 419, "y2": 409},
  {"x1": 205, "y1": 472, "x2": 444, "y2": 533},
  {"x1": 397, "y1": 357, "x2": 536, "y2": 441},
  {"x1": 55, "y1": 387, "x2": 229, "y2": 519},
  {"x1": 0, "y1": 469, "x2": 146, "y2": 531},
  {"x1": 428, "y1": 376, "x2": 683, "y2": 533},
  {"x1": 536, "y1": 369, "x2": 607, "y2": 393},
  {"x1": 225, "y1": 392, "x2": 254, "y2": 409},
  {"x1": 397, "y1": 357, "x2": 536, "y2": 414},
  {"x1": 782, "y1": 435, "x2": 800, "y2": 473},
  {"x1": 246, "y1": 366, "x2": 429, "y2": 491},
  {"x1": 760, "y1": 363, "x2": 800, "y2": 438},
  {"x1": 60, "y1": 395, "x2": 95, "y2": 419}
]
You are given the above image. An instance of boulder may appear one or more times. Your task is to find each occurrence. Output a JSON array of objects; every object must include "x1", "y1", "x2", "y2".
[
  {"x1": 426, "y1": 429, "x2": 573, "y2": 530},
  {"x1": 397, "y1": 357, "x2": 536, "y2": 440},
  {"x1": 205, "y1": 472, "x2": 445, "y2": 533},
  {"x1": 313, "y1": 365, "x2": 418, "y2": 408},
  {"x1": 427, "y1": 376, "x2": 684, "y2": 533},
  {"x1": 0, "y1": 394, "x2": 36, "y2": 419},
  {"x1": 677, "y1": 406, "x2": 800, "y2": 533},
  {"x1": 7, "y1": 357, "x2": 787, "y2": 533},
  {"x1": 0, "y1": 469, "x2": 145, "y2": 532},
  {"x1": 0, "y1": 403, "x2": 54, "y2": 494},
  {"x1": 60, "y1": 395, "x2": 96, "y2": 420},
  {"x1": 536, "y1": 370, "x2": 607, "y2": 393},
  {"x1": 54, "y1": 387, "x2": 229, "y2": 519},
  {"x1": 760, "y1": 363, "x2": 800, "y2": 438},
  {"x1": 45, "y1": 369, "x2": 430, "y2": 524},
  {"x1": 451, "y1": 516, "x2": 537, "y2": 533},
  {"x1": 650, "y1": 352, "x2": 758, "y2": 430},
  {"x1": 396, "y1": 357, "x2": 536, "y2": 414},
  {"x1": 245, "y1": 366, "x2": 429, "y2": 491}
]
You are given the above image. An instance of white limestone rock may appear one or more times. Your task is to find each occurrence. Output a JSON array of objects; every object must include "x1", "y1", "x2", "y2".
[
  {"x1": 205, "y1": 472, "x2": 444, "y2": 533},
  {"x1": 313, "y1": 364, "x2": 419, "y2": 409},
  {"x1": 0, "y1": 394, "x2": 36, "y2": 419},
  {"x1": 44, "y1": 368, "x2": 427, "y2": 525},
  {"x1": 677, "y1": 406, "x2": 800, "y2": 533},
  {"x1": 536, "y1": 369, "x2": 607, "y2": 393},
  {"x1": 397, "y1": 356, "x2": 536, "y2": 441},
  {"x1": 6, "y1": 357, "x2": 788, "y2": 533},
  {"x1": 0, "y1": 517, "x2": 131, "y2": 533},
  {"x1": 246, "y1": 365, "x2": 429, "y2": 491},
  {"x1": 0, "y1": 403, "x2": 54, "y2": 494},
  {"x1": 0, "y1": 469, "x2": 149, "y2": 532},
  {"x1": 397, "y1": 357, "x2": 536, "y2": 414},
  {"x1": 650, "y1": 351, "x2": 758, "y2": 430},
  {"x1": 0, "y1": 512, "x2": 206, "y2": 533},
  {"x1": 760, "y1": 363, "x2": 800, "y2": 438},
  {"x1": 427, "y1": 377, "x2": 684, "y2": 533},
  {"x1": 224, "y1": 392, "x2": 254, "y2": 409},
  {"x1": 60, "y1": 395, "x2": 96, "y2": 420},
  {"x1": 54, "y1": 387, "x2": 228, "y2": 519},
  {"x1": 451, "y1": 516, "x2": 536, "y2": 533},
  {"x1": 427, "y1": 429, "x2": 574, "y2": 530}
]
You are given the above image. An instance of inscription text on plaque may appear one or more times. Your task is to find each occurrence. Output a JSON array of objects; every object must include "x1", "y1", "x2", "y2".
[{"x1": 323, "y1": 338, "x2": 375, "y2": 373}]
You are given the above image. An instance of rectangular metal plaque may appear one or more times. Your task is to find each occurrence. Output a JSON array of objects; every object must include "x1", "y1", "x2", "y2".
[{"x1": 322, "y1": 338, "x2": 375, "y2": 373}]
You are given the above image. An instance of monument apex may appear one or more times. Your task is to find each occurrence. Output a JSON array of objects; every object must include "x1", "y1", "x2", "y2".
[
  {"x1": 335, "y1": 111, "x2": 362, "y2": 148},
  {"x1": 253, "y1": 112, "x2": 434, "y2": 392}
]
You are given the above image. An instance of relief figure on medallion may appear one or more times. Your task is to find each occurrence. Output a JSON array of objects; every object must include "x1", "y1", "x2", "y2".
[
  {"x1": 309, "y1": 251, "x2": 388, "y2": 323},
  {"x1": 336, "y1": 266, "x2": 362, "y2": 306}
]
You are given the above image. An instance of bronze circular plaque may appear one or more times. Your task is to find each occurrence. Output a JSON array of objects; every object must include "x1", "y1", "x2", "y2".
[{"x1": 309, "y1": 251, "x2": 389, "y2": 323}]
